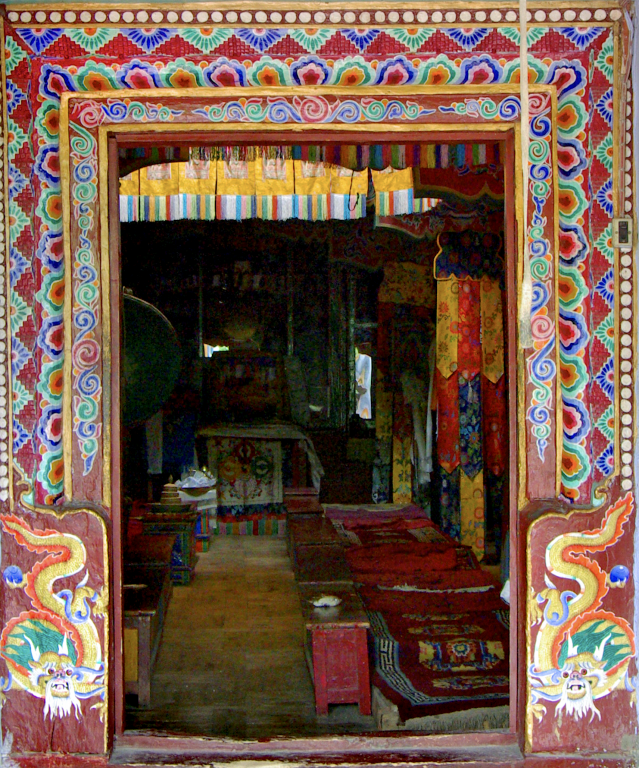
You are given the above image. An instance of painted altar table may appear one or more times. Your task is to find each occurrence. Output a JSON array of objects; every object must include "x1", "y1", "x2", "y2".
[{"x1": 198, "y1": 423, "x2": 324, "y2": 511}]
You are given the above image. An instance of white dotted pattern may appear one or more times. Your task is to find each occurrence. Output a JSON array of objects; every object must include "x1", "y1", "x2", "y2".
[
  {"x1": 0, "y1": 58, "x2": 9, "y2": 504},
  {"x1": 616, "y1": 86, "x2": 634, "y2": 487},
  {"x1": 4, "y1": 6, "x2": 621, "y2": 25}
]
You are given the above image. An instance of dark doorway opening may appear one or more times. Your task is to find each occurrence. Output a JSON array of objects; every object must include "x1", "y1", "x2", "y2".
[{"x1": 108, "y1": 130, "x2": 520, "y2": 756}]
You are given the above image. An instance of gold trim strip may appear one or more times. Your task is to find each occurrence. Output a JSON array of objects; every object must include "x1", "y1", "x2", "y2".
[
  {"x1": 99, "y1": 121, "x2": 516, "y2": 135},
  {"x1": 63, "y1": 84, "x2": 554, "y2": 104},
  {"x1": 101, "y1": 507, "x2": 110, "y2": 753},
  {"x1": 60, "y1": 97, "x2": 74, "y2": 500},
  {"x1": 77, "y1": 89, "x2": 529, "y2": 739},
  {"x1": 74, "y1": 87, "x2": 536, "y2": 512},
  {"x1": 612, "y1": 22, "x2": 621, "y2": 480},
  {"x1": 524, "y1": 507, "x2": 534, "y2": 751},
  {"x1": 99, "y1": 132, "x2": 111, "y2": 510},
  {"x1": 514, "y1": 121, "x2": 529, "y2": 511},
  {"x1": 65, "y1": 85, "x2": 539, "y2": 506},
  {"x1": 551, "y1": 86, "x2": 562, "y2": 497}
]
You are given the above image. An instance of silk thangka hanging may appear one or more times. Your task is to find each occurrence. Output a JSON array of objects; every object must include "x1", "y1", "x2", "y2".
[
  {"x1": 375, "y1": 262, "x2": 437, "y2": 505},
  {"x1": 434, "y1": 232, "x2": 507, "y2": 560}
]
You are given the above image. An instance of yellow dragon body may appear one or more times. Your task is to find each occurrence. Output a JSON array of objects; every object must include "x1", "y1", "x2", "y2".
[
  {"x1": 529, "y1": 494, "x2": 635, "y2": 722},
  {"x1": 0, "y1": 514, "x2": 106, "y2": 720}
]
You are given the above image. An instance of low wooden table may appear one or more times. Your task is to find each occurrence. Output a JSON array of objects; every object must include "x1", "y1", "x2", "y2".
[
  {"x1": 287, "y1": 514, "x2": 341, "y2": 545},
  {"x1": 287, "y1": 514, "x2": 341, "y2": 567},
  {"x1": 125, "y1": 533, "x2": 176, "y2": 569},
  {"x1": 284, "y1": 487, "x2": 322, "y2": 514},
  {"x1": 298, "y1": 583, "x2": 371, "y2": 716},
  {"x1": 123, "y1": 565, "x2": 173, "y2": 706},
  {"x1": 140, "y1": 510, "x2": 198, "y2": 585}
]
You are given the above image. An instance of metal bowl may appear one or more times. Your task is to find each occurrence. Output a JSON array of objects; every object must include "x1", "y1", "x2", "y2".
[{"x1": 179, "y1": 486, "x2": 214, "y2": 497}]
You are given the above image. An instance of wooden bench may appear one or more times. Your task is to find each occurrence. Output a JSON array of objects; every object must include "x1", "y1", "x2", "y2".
[
  {"x1": 284, "y1": 487, "x2": 322, "y2": 514},
  {"x1": 293, "y1": 543, "x2": 353, "y2": 585},
  {"x1": 287, "y1": 510, "x2": 371, "y2": 716},
  {"x1": 123, "y1": 565, "x2": 172, "y2": 706},
  {"x1": 298, "y1": 582, "x2": 371, "y2": 716},
  {"x1": 287, "y1": 513, "x2": 341, "y2": 565}
]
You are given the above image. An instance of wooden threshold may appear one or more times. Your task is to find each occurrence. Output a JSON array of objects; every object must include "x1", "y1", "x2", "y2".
[{"x1": 112, "y1": 730, "x2": 522, "y2": 765}]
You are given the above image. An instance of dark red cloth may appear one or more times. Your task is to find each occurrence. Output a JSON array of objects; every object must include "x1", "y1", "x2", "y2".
[
  {"x1": 457, "y1": 279, "x2": 481, "y2": 380},
  {"x1": 324, "y1": 504, "x2": 429, "y2": 521},
  {"x1": 359, "y1": 571, "x2": 509, "y2": 721},
  {"x1": 346, "y1": 543, "x2": 458, "y2": 575},
  {"x1": 358, "y1": 574, "x2": 503, "y2": 617},
  {"x1": 334, "y1": 515, "x2": 510, "y2": 721},
  {"x1": 436, "y1": 369, "x2": 460, "y2": 473},
  {"x1": 353, "y1": 561, "x2": 494, "y2": 589},
  {"x1": 417, "y1": 167, "x2": 504, "y2": 201},
  {"x1": 340, "y1": 517, "x2": 457, "y2": 548},
  {"x1": 483, "y1": 374, "x2": 508, "y2": 477}
]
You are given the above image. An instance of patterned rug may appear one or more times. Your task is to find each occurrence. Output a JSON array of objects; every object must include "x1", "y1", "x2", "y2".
[
  {"x1": 332, "y1": 516, "x2": 456, "y2": 548},
  {"x1": 363, "y1": 582, "x2": 509, "y2": 721},
  {"x1": 330, "y1": 509, "x2": 510, "y2": 724}
]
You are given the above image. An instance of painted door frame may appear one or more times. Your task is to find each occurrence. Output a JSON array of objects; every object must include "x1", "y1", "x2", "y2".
[{"x1": 107, "y1": 121, "x2": 523, "y2": 758}]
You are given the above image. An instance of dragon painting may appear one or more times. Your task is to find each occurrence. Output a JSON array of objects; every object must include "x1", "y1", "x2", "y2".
[
  {"x1": 0, "y1": 514, "x2": 107, "y2": 720},
  {"x1": 529, "y1": 494, "x2": 635, "y2": 723}
]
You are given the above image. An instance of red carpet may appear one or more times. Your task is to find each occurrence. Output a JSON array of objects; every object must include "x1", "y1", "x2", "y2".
[{"x1": 333, "y1": 509, "x2": 509, "y2": 723}]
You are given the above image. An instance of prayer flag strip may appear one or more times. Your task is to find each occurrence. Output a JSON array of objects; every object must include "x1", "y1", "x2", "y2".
[
  {"x1": 375, "y1": 191, "x2": 441, "y2": 216},
  {"x1": 119, "y1": 193, "x2": 366, "y2": 222}
]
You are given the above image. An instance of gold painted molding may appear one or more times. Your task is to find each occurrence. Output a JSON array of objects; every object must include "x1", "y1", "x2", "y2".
[
  {"x1": 60, "y1": 88, "x2": 74, "y2": 502},
  {"x1": 58, "y1": 84, "x2": 562, "y2": 507},
  {"x1": 61, "y1": 83, "x2": 555, "y2": 102}
]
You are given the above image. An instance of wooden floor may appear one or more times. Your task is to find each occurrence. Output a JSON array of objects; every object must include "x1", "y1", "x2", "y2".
[{"x1": 125, "y1": 536, "x2": 375, "y2": 738}]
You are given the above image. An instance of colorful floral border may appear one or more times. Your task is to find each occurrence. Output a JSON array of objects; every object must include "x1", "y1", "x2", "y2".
[{"x1": 4, "y1": 23, "x2": 615, "y2": 508}]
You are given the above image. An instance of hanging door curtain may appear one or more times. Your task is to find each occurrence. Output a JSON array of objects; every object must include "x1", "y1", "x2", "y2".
[
  {"x1": 119, "y1": 156, "x2": 371, "y2": 222},
  {"x1": 119, "y1": 142, "x2": 500, "y2": 224},
  {"x1": 434, "y1": 232, "x2": 506, "y2": 560},
  {"x1": 119, "y1": 157, "x2": 441, "y2": 223}
]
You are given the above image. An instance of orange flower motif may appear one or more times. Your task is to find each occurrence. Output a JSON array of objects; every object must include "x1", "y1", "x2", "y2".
[
  {"x1": 560, "y1": 362, "x2": 579, "y2": 388},
  {"x1": 256, "y1": 67, "x2": 282, "y2": 86},
  {"x1": 46, "y1": 195, "x2": 62, "y2": 222},
  {"x1": 47, "y1": 457, "x2": 65, "y2": 485},
  {"x1": 81, "y1": 73, "x2": 112, "y2": 91},
  {"x1": 423, "y1": 65, "x2": 451, "y2": 85},
  {"x1": 169, "y1": 70, "x2": 198, "y2": 88}
]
